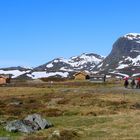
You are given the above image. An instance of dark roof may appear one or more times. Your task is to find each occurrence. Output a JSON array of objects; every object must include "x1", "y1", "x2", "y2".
[{"x1": 74, "y1": 71, "x2": 89, "y2": 76}]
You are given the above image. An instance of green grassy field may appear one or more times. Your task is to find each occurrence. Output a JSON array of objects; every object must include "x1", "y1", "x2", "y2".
[{"x1": 0, "y1": 81, "x2": 140, "y2": 140}]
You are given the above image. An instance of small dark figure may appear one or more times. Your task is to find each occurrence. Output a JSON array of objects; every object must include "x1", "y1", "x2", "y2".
[
  {"x1": 124, "y1": 79, "x2": 129, "y2": 88},
  {"x1": 131, "y1": 79, "x2": 135, "y2": 89},
  {"x1": 136, "y1": 80, "x2": 140, "y2": 89},
  {"x1": 103, "y1": 75, "x2": 106, "y2": 82}
]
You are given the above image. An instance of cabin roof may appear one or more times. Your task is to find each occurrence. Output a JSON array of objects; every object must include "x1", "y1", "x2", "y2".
[{"x1": 73, "y1": 71, "x2": 89, "y2": 76}]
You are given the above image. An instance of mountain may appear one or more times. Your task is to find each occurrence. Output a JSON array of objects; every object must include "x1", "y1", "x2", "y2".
[
  {"x1": 0, "y1": 66, "x2": 32, "y2": 78},
  {"x1": 27, "y1": 53, "x2": 104, "y2": 79},
  {"x1": 34, "y1": 53, "x2": 104, "y2": 72},
  {"x1": 0, "y1": 53, "x2": 104, "y2": 79},
  {"x1": 2, "y1": 33, "x2": 140, "y2": 79},
  {"x1": 95, "y1": 33, "x2": 140, "y2": 77}
]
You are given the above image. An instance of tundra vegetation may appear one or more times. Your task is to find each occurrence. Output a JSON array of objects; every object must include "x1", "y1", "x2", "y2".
[{"x1": 0, "y1": 80, "x2": 140, "y2": 140}]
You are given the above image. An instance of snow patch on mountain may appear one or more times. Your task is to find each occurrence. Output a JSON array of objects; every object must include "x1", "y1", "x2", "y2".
[
  {"x1": 130, "y1": 50, "x2": 140, "y2": 53},
  {"x1": 116, "y1": 64, "x2": 128, "y2": 70},
  {"x1": 60, "y1": 67, "x2": 73, "y2": 72},
  {"x1": 78, "y1": 53, "x2": 102, "y2": 64},
  {"x1": 118, "y1": 61, "x2": 123, "y2": 64},
  {"x1": 0, "y1": 70, "x2": 31, "y2": 78},
  {"x1": 125, "y1": 55, "x2": 140, "y2": 66},
  {"x1": 124, "y1": 33, "x2": 140, "y2": 40},
  {"x1": 110, "y1": 72, "x2": 129, "y2": 77},
  {"x1": 46, "y1": 63, "x2": 53, "y2": 68},
  {"x1": 54, "y1": 60, "x2": 59, "y2": 63},
  {"x1": 97, "y1": 63, "x2": 103, "y2": 68},
  {"x1": 27, "y1": 71, "x2": 69, "y2": 79},
  {"x1": 52, "y1": 54, "x2": 102, "y2": 68}
]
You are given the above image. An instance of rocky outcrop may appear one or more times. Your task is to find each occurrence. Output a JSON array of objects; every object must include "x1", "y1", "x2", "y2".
[
  {"x1": 5, "y1": 114, "x2": 53, "y2": 133},
  {"x1": 95, "y1": 33, "x2": 140, "y2": 76}
]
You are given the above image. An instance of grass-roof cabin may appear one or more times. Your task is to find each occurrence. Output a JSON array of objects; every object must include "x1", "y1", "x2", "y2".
[
  {"x1": 73, "y1": 71, "x2": 90, "y2": 80},
  {"x1": 0, "y1": 74, "x2": 11, "y2": 85}
]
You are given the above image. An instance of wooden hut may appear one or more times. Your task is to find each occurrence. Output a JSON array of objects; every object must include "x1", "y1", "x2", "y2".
[
  {"x1": 73, "y1": 71, "x2": 90, "y2": 80},
  {"x1": 0, "y1": 74, "x2": 11, "y2": 85}
]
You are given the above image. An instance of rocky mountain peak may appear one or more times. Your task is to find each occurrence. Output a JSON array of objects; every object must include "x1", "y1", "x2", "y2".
[
  {"x1": 124, "y1": 33, "x2": 140, "y2": 40},
  {"x1": 95, "y1": 33, "x2": 140, "y2": 76}
]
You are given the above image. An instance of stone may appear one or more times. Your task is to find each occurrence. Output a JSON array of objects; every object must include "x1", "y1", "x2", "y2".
[
  {"x1": 9, "y1": 101, "x2": 22, "y2": 106},
  {"x1": 48, "y1": 130, "x2": 60, "y2": 140},
  {"x1": 24, "y1": 114, "x2": 53, "y2": 129},
  {"x1": 5, "y1": 120, "x2": 34, "y2": 133},
  {"x1": 5, "y1": 114, "x2": 53, "y2": 133}
]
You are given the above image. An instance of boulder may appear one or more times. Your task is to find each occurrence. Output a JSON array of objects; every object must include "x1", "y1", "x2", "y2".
[
  {"x1": 5, "y1": 114, "x2": 53, "y2": 133},
  {"x1": 24, "y1": 114, "x2": 53, "y2": 129},
  {"x1": 9, "y1": 101, "x2": 23, "y2": 106},
  {"x1": 5, "y1": 120, "x2": 34, "y2": 133}
]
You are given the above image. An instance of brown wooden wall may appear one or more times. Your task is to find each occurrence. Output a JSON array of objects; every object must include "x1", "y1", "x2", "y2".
[
  {"x1": 0, "y1": 78, "x2": 7, "y2": 84},
  {"x1": 74, "y1": 74, "x2": 86, "y2": 80}
]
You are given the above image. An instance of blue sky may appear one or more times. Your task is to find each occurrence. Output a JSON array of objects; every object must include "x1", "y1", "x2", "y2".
[{"x1": 0, "y1": 0, "x2": 140, "y2": 67}]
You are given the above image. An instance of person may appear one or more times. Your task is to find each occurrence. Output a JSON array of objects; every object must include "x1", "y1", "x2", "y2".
[
  {"x1": 131, "y1": 79, "x2": 135, "y2": 89},
  {"x1": 136, "y1": 78, "x2": 140, "y2": 89},
  {"x1": 124, "y1": 78, "x2": 129, "y2": 88}
]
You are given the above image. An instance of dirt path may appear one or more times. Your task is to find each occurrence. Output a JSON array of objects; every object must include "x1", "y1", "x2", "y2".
[
  {"x1": 79, "y1": 86, "x2": 140, "y2": 94},
  {"x1": 110, "y1": 86, "x2": 140, "y2": 93}
]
